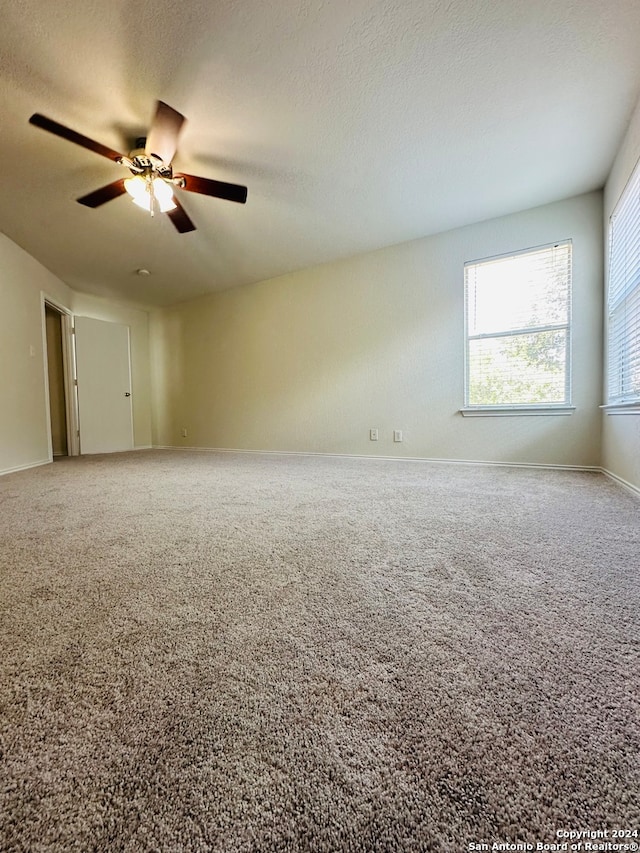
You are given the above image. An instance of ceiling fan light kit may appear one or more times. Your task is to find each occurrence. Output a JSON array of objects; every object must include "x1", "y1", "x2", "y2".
[
  {"x1": 124, "y1": 175, "x2": 177, "y2": 213},
  {"x1": 28, "y1": 101, "x2": 248, "y2": 233}
]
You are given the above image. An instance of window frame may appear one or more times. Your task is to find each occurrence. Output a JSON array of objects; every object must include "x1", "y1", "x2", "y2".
[
  {"x1": 461, "y1": 240, "x2": 574, "y2": 417},
  {"x1": 603, "y1": 158, "x2": 640, "y2": 415}
]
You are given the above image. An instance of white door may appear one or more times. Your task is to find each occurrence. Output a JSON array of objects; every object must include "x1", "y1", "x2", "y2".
[{"x1": 75, "y1": 317, "x2": 134, "y2": 454}]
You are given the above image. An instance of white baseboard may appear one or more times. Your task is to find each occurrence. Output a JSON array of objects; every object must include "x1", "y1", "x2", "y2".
[
  {"x1": 152, "y1": 444, "x2": 601, "y2": 473},
  {"x1": 0, "y1": 458, "x2": 50, "y2": 477},
  {"x1": 8, "y1": 448, "x2": 638, "y2": 497},
  {"x1": 601, "y1": 468, "x2": 640, "y2": 498}
]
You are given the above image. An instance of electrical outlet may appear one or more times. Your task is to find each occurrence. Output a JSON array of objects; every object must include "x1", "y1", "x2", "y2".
[
  {"x1": 393, "y1": 430, "x2": 403, "y2": 442},
  {"x1": 181, "y1": 428, "x2": 188, "y2": 438},
  {"x1": 370, "y1": 428, "x2": 379, "y2": 441}
]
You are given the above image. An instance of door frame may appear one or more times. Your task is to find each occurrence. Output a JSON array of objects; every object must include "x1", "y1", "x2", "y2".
[{"x1": 40, "y1": 292, "x2": 80, "y2": 458}]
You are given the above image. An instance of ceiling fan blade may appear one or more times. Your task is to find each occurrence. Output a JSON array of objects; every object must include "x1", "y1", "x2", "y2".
[
  {"x1": 167, "y1": 198, "x2": 196, "y2": 233},
  {"x1": 77, "y1": 179, "x2": 127, "y2": 208},
  {"x1": 145, "y1": 101, "x2": 185, "y2": 165},
  {"x1": 29, "y1": 113, "x2": 124, "y2": 162},
  {"x1": 177, "y1": 173, "x2": 248, "y2": 204}
]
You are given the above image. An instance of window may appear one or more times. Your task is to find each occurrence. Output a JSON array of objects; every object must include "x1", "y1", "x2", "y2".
[
  {"x1": 463, "y1": 241, "x2": 572, "y2": 413},
  {"x1": 606, "y1": 161, "x2": 640, "y2": 410}
]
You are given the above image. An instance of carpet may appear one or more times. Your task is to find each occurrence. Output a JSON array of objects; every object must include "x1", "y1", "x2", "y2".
[{"x1": 0, "y1": 450, "x2": 638, "y2": 852}]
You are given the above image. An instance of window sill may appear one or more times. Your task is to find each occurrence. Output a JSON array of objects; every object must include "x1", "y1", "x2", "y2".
[
  {"x1": 460, "y1": 406, "x2": 576, "y2": 417},
  {"x1": 600, "y1": 403, "x2": 640, "y2": 415}
]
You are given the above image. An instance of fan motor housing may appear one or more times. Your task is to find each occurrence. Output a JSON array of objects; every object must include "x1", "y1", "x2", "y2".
[{"x1": 128, "y1": 139, "x2": 172, "y2": 178}]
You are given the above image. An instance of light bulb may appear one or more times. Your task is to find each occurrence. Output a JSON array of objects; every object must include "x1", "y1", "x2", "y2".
[
  {"x1": 124, "y1": 176, "x2": 176, "y2": 212},
  {"x1": 125, "y1": 176, "x2": 151, "y2": 211},
  {"x1": 153, "y1": 178, "x2": 177, "y2": 212}
]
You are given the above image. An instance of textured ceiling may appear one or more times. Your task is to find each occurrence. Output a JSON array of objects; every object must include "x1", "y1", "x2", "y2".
[{"x1": 1, "y1": 0, "x2": 640, "y2": 307}]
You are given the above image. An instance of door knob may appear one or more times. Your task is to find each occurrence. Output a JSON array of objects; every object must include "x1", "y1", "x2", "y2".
[{"x1": 124, "y1": 392, "x2": 131, "y2": 397}]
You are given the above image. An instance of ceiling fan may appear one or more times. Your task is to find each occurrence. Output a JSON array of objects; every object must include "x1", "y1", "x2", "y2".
[{"x1": 29, "y1": 101, "x2": 248, "y2": 233}]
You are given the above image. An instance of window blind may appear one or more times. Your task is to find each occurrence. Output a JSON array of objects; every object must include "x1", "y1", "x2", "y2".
[{"x1": 608, "y1": 162, "x2": 640, "y2": 405}]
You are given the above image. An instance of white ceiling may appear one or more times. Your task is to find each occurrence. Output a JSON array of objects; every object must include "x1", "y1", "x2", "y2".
[{"x1": 2, "y1": 0, "x2": 640, "y2": 307}]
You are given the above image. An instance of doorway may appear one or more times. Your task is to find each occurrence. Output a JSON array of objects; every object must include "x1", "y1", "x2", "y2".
[
  {"x1": 42, "y1": 296, "x2": 79, "y2": 459},
  {"x1": 44, "y1": 303, "x2": 68, "y2": 457},
  {"x1": 41, "y1": 298, "x2": 133, "y2": 457}
]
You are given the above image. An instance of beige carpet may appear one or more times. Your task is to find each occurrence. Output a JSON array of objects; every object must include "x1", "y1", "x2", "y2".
[{"x1": 1, "y1": 450, "x2": 639, "y2": 852}]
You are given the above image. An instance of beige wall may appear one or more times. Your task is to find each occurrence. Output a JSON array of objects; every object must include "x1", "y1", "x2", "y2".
[
  {"x1": 151, "y1": 191, "x2": 603, "y2": 467},
  {"x1": 1, "y1": 189, "x2": 609, "y2": 476},
  {"x1": 603, "y1": 92, "x2": 640, "y2": 492},
  {"x1": 0, "y1": 232, "x2": 153, "y2": 475},
  {"x1": 0, "y1": 234, "x2": 73, "y2": 474}
]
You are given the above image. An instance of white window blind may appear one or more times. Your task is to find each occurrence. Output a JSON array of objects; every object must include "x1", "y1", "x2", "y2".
[
  {"x1": 464, "y1": 241, "x2": 572, "y2": 408},
  {"x1": 607, "y1": 161, "x2": 640, "y2": 406}
]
